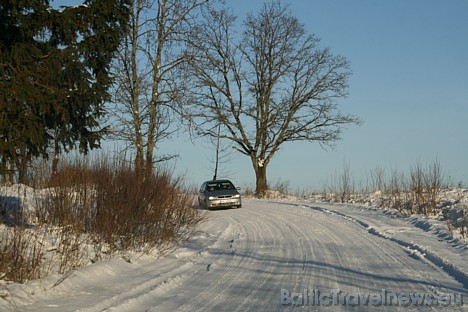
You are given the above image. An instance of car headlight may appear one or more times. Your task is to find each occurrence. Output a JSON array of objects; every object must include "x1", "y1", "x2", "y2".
[
  {"x1": 208, "y1": 196, "x2": 215, "y2": 200},
  {"x1": 233, "y1": 194, "x2": 240, "y2": 198}
]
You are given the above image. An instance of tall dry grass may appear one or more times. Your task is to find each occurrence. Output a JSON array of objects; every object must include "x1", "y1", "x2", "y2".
[
  {"x1": 319, "y1": 160, "x2": 467, "y2": 238},
  {"x1": 331, "y1": 160, "x2": 446, "y2": 216}
]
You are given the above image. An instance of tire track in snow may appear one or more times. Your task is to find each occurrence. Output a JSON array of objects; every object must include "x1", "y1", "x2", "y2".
[
  {"x1": 151, "y1": 200, "x2": 464, "y2": 311},
  {"x1": 280, "y1": 201, "x2": 468, "y2": 290},
  {"x1": 15, "y1": 200, "x2": 467, "y2": 311},
  {"x1": 146, "y1": 200, "x2": 465, "y2": 311},
  {"x1": 171, "y1": 212, "x2": 279, "y2": 311}
]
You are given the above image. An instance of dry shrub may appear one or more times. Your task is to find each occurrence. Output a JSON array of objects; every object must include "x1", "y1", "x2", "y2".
[
  {"x1": 39, "y1": 157, "x2": 205, "y2": 254},
  {"x1": 1, "y1": 155, "x2": 205, "y2": 283},
  {"x1": 319, "y1": 160, "x2": 445, "y2": 217},
  {"x1": 339, "y1": 161, "x2": 354, "y2": 203},
  {"x1": 383, "y1": 170, "x2": 411, "y2": 215},
  {"x1": 0, "y1": 226, "x2": 46, "y2": 283},
  {"x1": 444, "y1": 205, "x2": 468, "y2": 240},
  {"x1": 409, "y1": 160, "x2": 443, "y2": 215}
]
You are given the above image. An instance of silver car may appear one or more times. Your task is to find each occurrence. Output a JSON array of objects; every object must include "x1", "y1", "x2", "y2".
[{"x1": 198, "y1": 179, "x2": 242, "y2": 209}]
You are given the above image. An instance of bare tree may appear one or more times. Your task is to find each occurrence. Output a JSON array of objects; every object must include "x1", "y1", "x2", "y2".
[
  {"x1": 183, "y1": 2, "x2": 361, "y2": 196},
  {"x1": 110, "y1": 0, "x2": 208, "y2": 173}
]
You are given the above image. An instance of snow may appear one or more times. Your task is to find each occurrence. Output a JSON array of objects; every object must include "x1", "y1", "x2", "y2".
[{"x1": 1, "y1": 186, "x2": 467, "y2": 311}]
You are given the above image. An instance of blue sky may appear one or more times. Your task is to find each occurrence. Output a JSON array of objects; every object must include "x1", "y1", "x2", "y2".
[
  {"x1": 63, "y1": 0, "x2": 466, "y2": 190},
  {"x1": 157, "y1": 0, "x2": 468, "y2": 190}
]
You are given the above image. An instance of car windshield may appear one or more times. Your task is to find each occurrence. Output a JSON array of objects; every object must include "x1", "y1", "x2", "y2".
[{"x1": 206, "y1": 182, "x2": 235, "y2": 192}]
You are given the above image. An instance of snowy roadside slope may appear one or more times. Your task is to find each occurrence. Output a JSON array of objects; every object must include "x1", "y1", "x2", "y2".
[{"x1": 1, "y1": 199, "x2": 467, "y2": 311}]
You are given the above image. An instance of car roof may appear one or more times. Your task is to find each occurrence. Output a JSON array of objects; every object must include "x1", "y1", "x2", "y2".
[{"x1": 204, "y1": 179, "x2": 233, "y2": 184}]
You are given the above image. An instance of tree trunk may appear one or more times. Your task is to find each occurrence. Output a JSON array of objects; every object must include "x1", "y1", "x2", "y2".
[
  {"x1": 145, "y1": 99, "x2": 156, "y2": 175},
  {"x1": 145, "y1": 150, "x2": 153, "y2": 176},
  {"x1": 131, "y1": 2, "x2": 143, "y2": 175},
  {"x1": 254, "y1": 164, "x2": 268, "y2": 197},
  {"x1": 52, "y1": 151, "x2": 59, "y2": 177},
  {"x1": 16, "y1": 156, "x2": 26, "y2": 184},
  {"x1": 135, "y1": 149, "x2": 144, "y2": 173},
  {"x1": 52, "y1": 128, "x2": 59, "y2": 176}
]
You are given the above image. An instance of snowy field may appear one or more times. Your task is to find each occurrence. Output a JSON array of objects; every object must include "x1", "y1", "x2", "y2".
[{"x1": 1, "y1": 193, "x2": 467, "y2": 311}]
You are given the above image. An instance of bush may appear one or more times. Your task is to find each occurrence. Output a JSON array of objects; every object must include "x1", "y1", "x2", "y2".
[
  {"x1": 0, "y1": 226, "x2": 46, "y2": 282},
  {"x1": 0, "y1": 156, "x2": 205, "y2": 283}
]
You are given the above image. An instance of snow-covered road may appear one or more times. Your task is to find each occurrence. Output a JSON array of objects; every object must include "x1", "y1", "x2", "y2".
[{"x1": 5, "y1": 199, "x2": 467, "y2": 311}]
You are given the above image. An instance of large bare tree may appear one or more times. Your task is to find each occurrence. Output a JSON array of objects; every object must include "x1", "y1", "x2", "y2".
[
  {"x1": 184, "y1": 2, "x2": 361, "y2": 195},
  {"x1": 110, "y1": 0, "x2": 208, "y2": 173}
]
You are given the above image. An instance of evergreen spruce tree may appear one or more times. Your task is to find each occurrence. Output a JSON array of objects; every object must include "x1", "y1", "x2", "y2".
[{"x1": 0, "y1": 0, "x2": 130, "y2": 181}]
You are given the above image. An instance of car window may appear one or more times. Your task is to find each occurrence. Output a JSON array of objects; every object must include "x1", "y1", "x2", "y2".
[
  {"x1": 207, "y1": 183, "x2": 216, "y2": 192},
  {"x1": 220, "y1": 182, "x2": 233, "y2": 190},
  {"x1": 205, "y1": 182, "x2": 235, "y2": 191}
]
